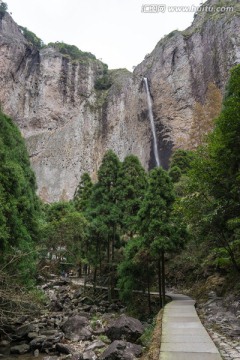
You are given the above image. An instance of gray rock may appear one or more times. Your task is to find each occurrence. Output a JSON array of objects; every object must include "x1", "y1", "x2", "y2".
[
  {"x1": 34, "y1": 349, "x2": 40, "y2": 357},
  {"x1": 40, "y1": 329, "x2": 60, "y2": 336},
  {"x1": 100, "y1": 340, "x2": 142, "y2": 360},
  {"x1": 30, "y1": 335, "x2": 47, "y2": 349},
  {"x1": 61, "y1": 315, "x2": 92, "y2": 341},
  {"x1": 83, "y1": 350, "x2": 97, "y2": 360},
  {"x1": 0, "y1": 9, "x2": 240, "y2": 201},
  {"x1": 106, "y1": 315, "x2": 144, "y2": 342},
  {"x1": 10, "y1": 343, "x2": 30, "y2": 354},
  {"x1": 15, "y1": 323, "x2": 39, "y2": 339},
  {"x1": 86, "y1": 340, "x2": 106, "y2": 351},
  {"x1": 74, "y1": 289, "x2": 83, "y2": 299},
  {"x1": 56, "y1": 342, "x2": 75, "y2": 354},
  {"x1": 28, "y1": 332, "x2": 39, "y2": 339}
]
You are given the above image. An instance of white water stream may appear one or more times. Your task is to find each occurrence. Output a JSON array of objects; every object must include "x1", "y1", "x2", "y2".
[{"x1": 143, "y1": 77, "x2": 160, "y2": 167}]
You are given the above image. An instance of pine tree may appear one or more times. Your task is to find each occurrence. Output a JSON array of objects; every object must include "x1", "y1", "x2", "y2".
[
  {"x1": 74, "y1": 173, "x2": 93, "y2": 212},
  {"x1": 0, "y1": 111, "x2": 40, "y2": 284},
  {"x1": 182, "y1": 65, "x2": 240, "y2": 272},
  {"x1": 88, "y1": 150, "x2": 121, "y2": 298},
  {"x1": 116, "y1": 155, "x2": 147, "y2": 236},
  {"x1": 138, "y1": 167, "x2": 184, "y2": 307}
]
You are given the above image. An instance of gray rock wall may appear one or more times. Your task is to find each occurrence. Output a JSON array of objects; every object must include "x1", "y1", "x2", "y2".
[{"x1": 0, "y1": 1, "x2": 240, "y2": 201}]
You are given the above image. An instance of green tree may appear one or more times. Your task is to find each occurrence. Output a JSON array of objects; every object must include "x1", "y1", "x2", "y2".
[
  {"x1": 0, "y1": 111, "x2": 40, "y2": 284},
  {"x1": 88, "y1": 150, "x2": 121, "y2": 298},
  {"x1": 74, "y1": 173, "x2": 93, "y2": 212},
  {"x1": 181, "y1": 65, "x2": 240, "y2": 272},
  {"x1": 170, "y1": 149, "x2": 194, "y2": 174},
  {"x1": 138, "y1": 167, "x2": 185, "y2": 307},
  {"x1": 41, "y1": 202, "x2": 88, "y2": 268},
  {"x1": 117, "y1": 236, "x2": 154, "y2": 310},
  {"x1": 116, "y1": 155, "x2": 147, "y2": 236}
]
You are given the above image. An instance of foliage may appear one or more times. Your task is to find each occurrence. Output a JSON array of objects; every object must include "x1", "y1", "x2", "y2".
[
  {"x1": 116, "y1": 155, "x2": 147, "y2": 234},
  {"x1": 179, "y1": 65, "x2": 240, "y2": 272},
  {"x1": 0, "y1": 111, "x2": 40, "y2": 284},
  {"x1": 48, "y1": 41, "x2": 96, "y2": 61},
  {"x1": 168, "y1": 165, "x2": 182, "y2": 183},
  {"x1": 138, "y1": 167, "x2": 185, "y2": 254},
  {"x1": 117, "y1": 236, "x2": 151, "y2": 302},
  {"x1": 138, "y1": 316, "x2": 156, "y2": 347},
  {"x1": 94, "y1": 63, "x2": 112, "y2": 90},
  {"x1": 41, "y1": 201, "x2": 88, "y2": 264},
  {"x1": 118, "y1": 167, "x2": 186, "y2": 309},
  {"x1": 94, "y1": 74, "x2": 112, "y2": 90},
  {"x1": 0, "y1": 1, "x2": 7, "y2": 14},
  {"x1": 19, "y1": 26, "x2": 44, "y2": 49},
  {"x1": 74, "y1": 173, "x2": 93, "y2": 212},
  {"x1": 170, "y1": 149, "x2": 195, "y2": 174}
]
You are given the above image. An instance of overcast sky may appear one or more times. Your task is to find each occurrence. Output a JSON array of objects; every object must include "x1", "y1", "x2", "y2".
[{"x1": 6, "y1": 0, "x2": 203, "y2": 70}]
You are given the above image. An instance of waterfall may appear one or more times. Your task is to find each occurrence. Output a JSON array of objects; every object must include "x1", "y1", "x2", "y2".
[{"x1": 143, "y1": 77, "x2": 160, "y2": 167}]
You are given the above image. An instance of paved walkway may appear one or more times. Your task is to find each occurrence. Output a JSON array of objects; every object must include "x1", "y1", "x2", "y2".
[{"x1": 160, "y1": 293, "x2": 223, "y2": 360}]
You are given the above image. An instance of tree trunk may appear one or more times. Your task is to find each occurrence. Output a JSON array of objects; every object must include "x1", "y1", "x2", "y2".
[
  {"x1": 107, "y1": 236, "x2": 112, "y2": 301},
  {"x1": 78, "y1": 262, "x2": 82, "y2": 278},
  {"x1": 147, "y1": 259, "x2": 152, "y2": 314},
  {"x1": 157, "y1": 256, "x2": 162, "y2": 308},
  {"x1": 93, "y1": 266, "x2": 97, "y2": 294},
  {"x1": 161, "y1": 251, "x2": 165, "y2": 307}
]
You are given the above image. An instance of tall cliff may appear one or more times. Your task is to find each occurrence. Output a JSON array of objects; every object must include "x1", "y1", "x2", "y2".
[{"x1": 0, "y1": 0, "x2": 240, "y2": 201}]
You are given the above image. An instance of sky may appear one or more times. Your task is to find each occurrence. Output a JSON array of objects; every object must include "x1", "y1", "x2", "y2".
[{"x1": 6, "y1": 0, "x2": 204, "y2": 71}]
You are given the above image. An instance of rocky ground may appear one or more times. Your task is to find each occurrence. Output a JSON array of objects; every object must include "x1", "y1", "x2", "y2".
[
  {"x1": 197, "y1": 292, "x2": 240, "y2": 360},
  {"x1": 0, "y1": 277, "x2": 146, "y2": 360},
  {"x1": 1, "y1": 277, "x2": 240, "y2": 360}
]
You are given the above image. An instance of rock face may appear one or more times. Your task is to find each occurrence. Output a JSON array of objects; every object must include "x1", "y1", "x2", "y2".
[{"x1": 0, "y1": 0, "x2": 240, "y2": 201}]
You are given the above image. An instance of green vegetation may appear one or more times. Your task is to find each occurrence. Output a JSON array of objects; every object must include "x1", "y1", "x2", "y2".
[
  {"x1": 0, "y1": 1, "x2": 7, "y2": 14},
  {"x1": 168, "y1": 65, "x2": 240, "y2": 287},
  {"x1": 94, "y1": 63, "x2": 112, "y2": 90},
  {"x1": 0, "y1": 111, "x2": 40, "y2": 284},
  {"x1": 47, "y1": 41, "x2": 96, "y2": 61},
  {"x1": 19, "y1": 26, "x2": 44, "y2": 49},
  {"x1": 2, "y1": 55, "x2": 240, "y2": 327}
]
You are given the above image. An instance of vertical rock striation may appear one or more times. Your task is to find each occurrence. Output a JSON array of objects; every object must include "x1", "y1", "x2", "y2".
[{"x1": 0, "y1": 0, "x2": 240, "y2": 201}]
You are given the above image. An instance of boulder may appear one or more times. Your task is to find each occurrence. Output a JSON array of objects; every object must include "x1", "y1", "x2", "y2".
[
  {"x1": 56, "y1": 342, "x2": 76, "y2": 354},
  {"x1": 10, "y1": 343, "x2": 30, "y2": 354},
  {"x1": 85, "y1": 340, "x2": 106, "y2": 351},
  {"x1": 106, "y1": 316, "x2": 144, "y2": 342},
  {"x1": 100, "y1": 340, "x2": 142, "y2": 360},
  {"x1": 15, "y1": 323, "x2": 39, "y2": 339},
  {"x1": 83, "y1": 350, "x2": 97, "y2": 360},
  {"x1": 30, "y1": 335, "x2": 47, "y2": 350},
  {"x1": 61, "y1": 315, "x2": 92, "y2": 341}
]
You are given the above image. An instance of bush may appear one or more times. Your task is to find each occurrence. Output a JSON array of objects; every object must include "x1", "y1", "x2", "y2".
[
  {"x1": 0, "y1": 2, "x2": 7, "y2": 14},
  {"x1": 94, "y1": 74, "x2": 112, "y2": 90},
  {"x1": 19, "y1": 26, "x2": 44, "y2": 49},
  {"x1": 48, "y1": 41, "x2": 96, "y2": 61}
]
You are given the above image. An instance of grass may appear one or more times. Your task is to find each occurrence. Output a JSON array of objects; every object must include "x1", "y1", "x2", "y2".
[{"x1": 139, "y1": 309, "x2": 163, "y2": 360}]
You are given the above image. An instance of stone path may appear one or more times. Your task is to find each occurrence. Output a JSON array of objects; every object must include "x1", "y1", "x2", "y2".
[{"x1": 160, "y1": 293, "x2": 222, "y2": 360}]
